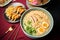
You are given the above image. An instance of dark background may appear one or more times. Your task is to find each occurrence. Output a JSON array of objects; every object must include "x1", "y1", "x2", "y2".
[{"x1": 35, "y1": 0, "x2": 60, "y2": 40}]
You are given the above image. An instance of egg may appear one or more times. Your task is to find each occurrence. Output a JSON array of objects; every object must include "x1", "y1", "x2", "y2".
[
  {"x1": 42, "y1": 22, "x2": 49, "y2": 29},
  {"x1": 37, "y1": 27, "x2": 45, "y2": 34}
]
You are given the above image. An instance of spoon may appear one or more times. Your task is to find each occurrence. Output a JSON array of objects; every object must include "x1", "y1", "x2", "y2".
[{"x1": 5, "y1": 26, "x2": 14, "y2": 33}]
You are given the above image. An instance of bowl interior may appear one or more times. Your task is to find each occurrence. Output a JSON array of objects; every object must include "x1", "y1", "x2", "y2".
[{"x1": 20, "y1": 7, "x2": 54, "y2": 38}]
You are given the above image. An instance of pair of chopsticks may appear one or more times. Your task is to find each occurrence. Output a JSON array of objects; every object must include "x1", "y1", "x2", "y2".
[
  {"x1": 13, "y1": 27, "x2": 20, "y2": 40},
  {"x1": 1, "y1": 24, "x2": 20, "y2": 40},
  {"x1": 0, "y1": 25, "x2": 15, "y2": 39},
  {"x1": 8, "y1": 25, "x2": 20, "y2": 40}
]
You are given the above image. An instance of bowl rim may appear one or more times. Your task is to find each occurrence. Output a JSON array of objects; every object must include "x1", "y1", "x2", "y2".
[
  {"x1": 26, "y1": 0, "x2": 51, "y2": 6},
  {"x1": 20, "y1": 7, "x2": 54, "y2": 38}
]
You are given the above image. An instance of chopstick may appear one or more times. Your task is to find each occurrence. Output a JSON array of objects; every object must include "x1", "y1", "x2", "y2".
[
  {"x1": 8, "y1": 25, "x2": 20, "y2": 40},
  {"x1": 0, "y1": 25, "x2": 15, "y2": 39},
  {"x1": 1, "y1": 24, "x2": 20, "y2": 40},
  {"x1": 7, "y1": 25, "x2": 19, "y2": 40},
  {"x1": 1, "y1": 25, "x2": 19, "y2": 40},
  {"x1": 13, "y1": 27, "x2": 20, "y2": 40}
]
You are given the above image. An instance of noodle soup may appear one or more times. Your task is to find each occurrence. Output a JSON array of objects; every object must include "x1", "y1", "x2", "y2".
[
  {"x1": 23, "y1": 10, "x2": 50, "y2": 36},
  {"x1": 20, "y1": 8, "x2": 53, "y2": 38}
]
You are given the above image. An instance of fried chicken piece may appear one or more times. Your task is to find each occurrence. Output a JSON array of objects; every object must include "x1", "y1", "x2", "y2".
[
  {"x1": 14, "y1": 6, "x2": 22, "y2": 13},
  {"x1": 5, "y1": 6, "x2": 15, "y2": 20},
  {"x1": 11, "y1": 13, "x2": 20, "y2": 21},
  {"x1": 5, "y1": 6, "x2": 25, "y2": 21},
  {"x1": 19, "y1": 8, "x2": 25, "y2": 14},
  {"x1": 16, "y1": 6, "x2": 25, "y2": 14},
  {"x1": 6, "y1": 13, "x2": 12, "y2": 20},
  {"x1": 14, "y1": 14, "x2": 20, "y2": 21},
  {"x1": 11, "y1": 13, "x2": 17, "y2": 21}
]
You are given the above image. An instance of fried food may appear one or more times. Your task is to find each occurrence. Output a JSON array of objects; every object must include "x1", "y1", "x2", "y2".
[{"x1": 5, "y1": 6, "x2": 25, "y2": 21}]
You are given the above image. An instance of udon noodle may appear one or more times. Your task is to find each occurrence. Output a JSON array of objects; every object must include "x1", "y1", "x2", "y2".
[{"x1": 23, "y1": 10, "x2": 50, "y2": 36}]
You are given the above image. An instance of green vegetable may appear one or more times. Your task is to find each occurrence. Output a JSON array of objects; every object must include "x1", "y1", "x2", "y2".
[
  {"x1": 23, "y1": 20, "x2": 36, "y2": 35},
  {"x1": 27, "y1": 20, "x2": 32, "y2": 25},
  {"x1": 25, "y1": 26, "x2": 36, "y2": 35}
]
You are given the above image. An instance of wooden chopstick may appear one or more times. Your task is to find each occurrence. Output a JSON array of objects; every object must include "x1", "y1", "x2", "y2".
[
  {"x1": 13, "y1": 27, "x2": 20, "y2": 40},
  {"x1": 2, "y1": 25, "x2": 19, "y2": 40},
  {"x1": 8, "y1": 25, "x2": 20, "y2": 40},
  {"x1": 14, "y1": 27, "x2": 20, "y2": 40},
  {"x1": 1, "y1": 25, "x2": 16, "y2": 40},
  {"x1": 7, "y1": 25, "x2": 19, "y2": 40}
]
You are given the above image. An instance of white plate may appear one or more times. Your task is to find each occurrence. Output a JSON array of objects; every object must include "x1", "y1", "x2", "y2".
[
  {"x1": 0, "y1": 0, "x2": 12, "y2": 7},
  {"x1": 4, "y1": 2, "x2": 26, "y2": 23}
]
